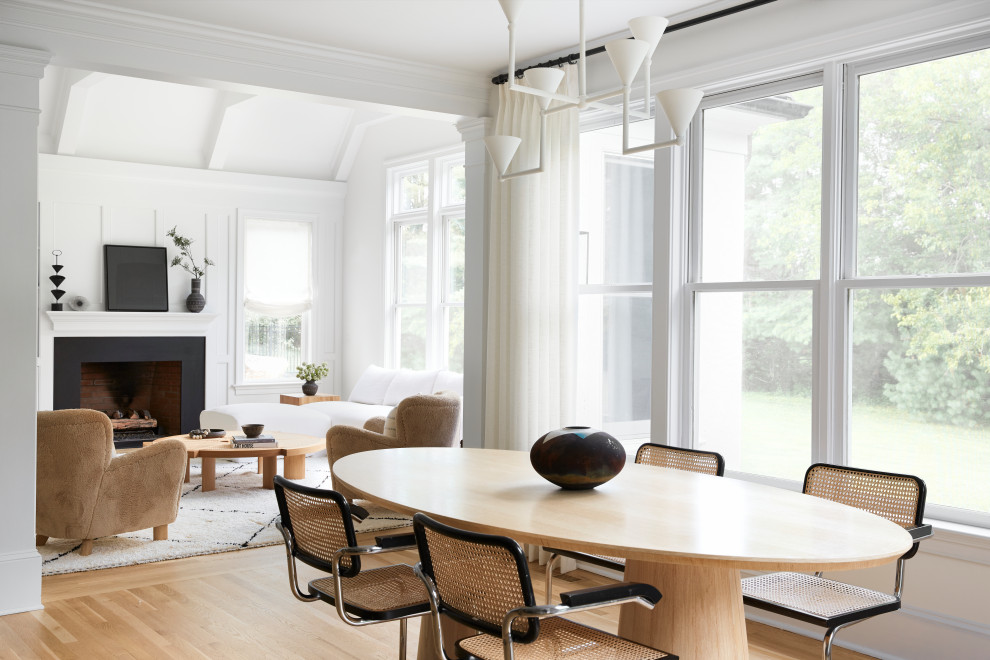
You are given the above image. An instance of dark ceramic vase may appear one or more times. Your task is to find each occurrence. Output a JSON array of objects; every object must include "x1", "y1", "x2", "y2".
[
  {"x1": 186, "y1": 278, "x2": 206, "y2": 313},
  {"x1": 302, "y1": 380, "x2": 319, "y2": 396},
  {"x1": 530, "y1": 426, "x2": 626, "y2": 490}
]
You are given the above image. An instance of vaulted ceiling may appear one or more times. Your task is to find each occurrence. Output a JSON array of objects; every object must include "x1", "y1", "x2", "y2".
[{"x1": 33, "y1": 0, "x2": 749, "y2": 181}]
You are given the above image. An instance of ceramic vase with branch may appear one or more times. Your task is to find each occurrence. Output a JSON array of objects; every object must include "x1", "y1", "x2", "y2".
[{"x1": 167, "y1": 226, "x2": 214, "y2": 313}]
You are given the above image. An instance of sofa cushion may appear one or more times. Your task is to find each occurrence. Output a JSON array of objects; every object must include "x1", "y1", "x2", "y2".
[
  {"x1": 348, "y1": 365, "x2": 397, "y2": 404},
  {"x1": 306, "y1": 400, "x2": 394, "y2": 428},
  {"x1": 383, "y1": 369, "x2": 439, "y2": 406},
  {"x1": 200, "y1": 403, "x2": 332, "y2": 438},
  {"x1": 383, "y1": 406, "x2": 399, "y2": 438},
  {"x1": 433, "y1": 370, "x2": 464, "y2": 397}
]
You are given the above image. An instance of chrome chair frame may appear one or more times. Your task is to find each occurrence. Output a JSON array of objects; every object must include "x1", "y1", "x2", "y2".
[
  {"x1": 413, "y1": 563, "x2": 663, "y2": 660},
  {"x1": 741, "y1": 463, "x2": 933, "y2": 660},
  {"x1": 274, "y1": 476, "x2": 427, "y2": 660},
  {"x1": 411, "y1": 511, "x2": 674, "y2": 660}
]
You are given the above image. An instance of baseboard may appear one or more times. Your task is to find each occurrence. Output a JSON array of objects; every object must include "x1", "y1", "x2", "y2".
[{"x1": 0, "y1": 549, "x2": 42, "y2": 616}]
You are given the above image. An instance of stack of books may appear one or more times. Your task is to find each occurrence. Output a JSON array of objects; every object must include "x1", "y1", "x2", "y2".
[{"x1": 230, "y1": 434, "x2": 277, "y2": 448}]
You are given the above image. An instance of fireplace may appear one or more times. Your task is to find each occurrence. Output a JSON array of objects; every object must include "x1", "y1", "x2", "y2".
[{"x1": 54, "y1": 337, "x2": 205, "y2": 447}]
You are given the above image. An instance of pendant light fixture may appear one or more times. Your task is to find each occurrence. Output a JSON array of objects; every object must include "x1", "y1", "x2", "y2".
[{"x1": 485, "y1": 0, "x2": 703, "y2": 179}]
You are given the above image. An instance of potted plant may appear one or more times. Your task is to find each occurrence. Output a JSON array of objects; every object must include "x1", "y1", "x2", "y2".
[
  {"x1": 296, "y1": 362, "x2": 329, "y2": 396},
  {"x1": 167, "y1": 226, "x2": 214, "y2": 313}
]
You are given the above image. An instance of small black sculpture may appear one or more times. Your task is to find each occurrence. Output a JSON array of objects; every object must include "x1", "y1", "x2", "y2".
[{"x1": 50, "y1": 250, "x2": 65, "y2": 311}]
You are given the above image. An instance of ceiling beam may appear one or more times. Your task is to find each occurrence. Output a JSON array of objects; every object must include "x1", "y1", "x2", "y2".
[
  {"x1": 0, "y1": 0, "x2": 487, "y2": 119},
  {"x1": 56, "y1": 71, "x2": 108, "y2": 155},
  {"x1": 203, "y1": 92, "x2": 254, "y2": 171},
  {"x1": 330, "y1": 112, "x2": 394, "y2": 182}
]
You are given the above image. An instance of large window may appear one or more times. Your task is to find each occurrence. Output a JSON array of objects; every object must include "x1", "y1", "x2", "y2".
[
  {"x1": 688, "y1": 42, "x2": 990, "y2": 524},
  {"x1": 386, "y1": 150, "x2": 465, "y2": 372},
  {"x1": 240, "y1": 215, "x2": 313, "y2": 382},
  {"x1": 577, "y1": 125, "x2": 654, "y2": 443}
]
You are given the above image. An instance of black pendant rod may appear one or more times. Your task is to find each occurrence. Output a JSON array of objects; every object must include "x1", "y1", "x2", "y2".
[{"x1": 491, "y1": 0, "x2": 779, "y2": 85}]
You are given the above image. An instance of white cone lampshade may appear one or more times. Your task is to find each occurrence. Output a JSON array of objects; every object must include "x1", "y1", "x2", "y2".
[
  {"x1": 605, "y1": 38, "x2": 650, "y2": 87},
  {"x1": 628, "y1": 16, "x2": 668, "y2": 56},
  {"x1": 497, "y1": 0, "x2": 525, "y2": 22},
  {"x1": 523, "y1": 67, "x2": 565, "y2": 110},
  {"x1": 484, "y1": 135, "x2": 522, "y2": 176},
  {"x1": 656, "y1": 88, "x2": 703, "y2": 136}
]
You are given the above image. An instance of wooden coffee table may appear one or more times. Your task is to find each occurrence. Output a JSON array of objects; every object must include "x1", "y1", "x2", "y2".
[{"x1": 149, "y1": 432, "x2": 325, "y2": 492}]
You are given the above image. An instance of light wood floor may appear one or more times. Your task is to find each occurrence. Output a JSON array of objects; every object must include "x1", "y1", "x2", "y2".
[{"x1": 1, "y1": 531, "x2": 877, "y2": 659}]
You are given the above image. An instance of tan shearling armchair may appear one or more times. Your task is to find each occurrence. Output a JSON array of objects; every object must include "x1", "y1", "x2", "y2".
[
  {"x1": 327, "y1": 393, "x2": 461, "y2": 501},
  {"x1": 36, "y1": 409, "x2": 188, "y2": 556}
]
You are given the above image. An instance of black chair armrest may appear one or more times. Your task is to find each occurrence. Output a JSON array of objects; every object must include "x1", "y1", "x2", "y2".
[
  {"x1": 543, "y1": 547, "x2": 625, "y2": 572},
  {"x1": 375, "y1": 532, "x2": 417, "y2": 549},
  {"x1": 560, "y1": 582, "x2": 661, "y2": 608},
  {"x1": 349, "y1": 504, "x2": 370, "y2": 522},
  {"x1": 908, "y1": 523, "x2": 933, "y2": 541}
]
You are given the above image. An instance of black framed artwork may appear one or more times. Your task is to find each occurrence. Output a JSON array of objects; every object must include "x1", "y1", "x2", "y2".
[{"x1": 104, "y1": 245, "x2": 169, "y2": 311}]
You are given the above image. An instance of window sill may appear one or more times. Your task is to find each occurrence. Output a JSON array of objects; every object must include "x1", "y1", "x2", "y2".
[
  {"x1": 923, "y1": 519, "x2": 990, "y2": 566},
  {"x1": 232, "y1": 381, "x2": 300, "y2": 395}
]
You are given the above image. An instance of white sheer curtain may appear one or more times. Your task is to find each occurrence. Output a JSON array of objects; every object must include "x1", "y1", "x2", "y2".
[
  {"x1": 243, "y1": 219, "x2": 312, "y2": 316},
  {"x1": 484, "y1": 65, "x2": 579, "y2": 452}
]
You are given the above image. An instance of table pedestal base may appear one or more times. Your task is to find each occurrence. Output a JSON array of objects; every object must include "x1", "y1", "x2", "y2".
[
  {"x1": 416, "y1": 613, "x2": 477, "y2": 659},
  {"x1": 620, "y1": 560, "x2": 747, "y2": 660}
]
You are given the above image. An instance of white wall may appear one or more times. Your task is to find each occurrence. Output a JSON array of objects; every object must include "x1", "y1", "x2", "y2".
[
  {"x1": 340, "y1": 116, "x2": 460, "y2": 395},
  {"x1": 37, "y1": 154, "x2": 344, "y2": 409}
]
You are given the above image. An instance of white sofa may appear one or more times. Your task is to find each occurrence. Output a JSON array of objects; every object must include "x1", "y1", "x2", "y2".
[{"x1": 199, "y1": 366, "x2": 464, "y2": 440}]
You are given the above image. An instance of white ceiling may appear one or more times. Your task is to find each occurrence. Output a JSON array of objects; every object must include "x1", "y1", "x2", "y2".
[
  {"x1": 36, "y1": 0, "x2": 755, "y2": 181},
  {"x1": 86, "y1": 0, "x2": 742, "y2": 76}
]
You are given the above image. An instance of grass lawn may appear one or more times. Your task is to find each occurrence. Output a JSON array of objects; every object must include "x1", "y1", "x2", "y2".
[{"x1": 740, "y1": 392, "x2": 990, "y2": 514}]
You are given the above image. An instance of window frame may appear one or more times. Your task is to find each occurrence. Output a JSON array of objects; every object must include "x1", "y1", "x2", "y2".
[
  {"x1": 385, "y1": 148, "x2": 465, "y2": 372},
  {"x1": 232, "y1": 208, "x2": 318, "y2": 393},
  {"x1": 680, "y1": 37, "x2": 990, "y2": 527}
]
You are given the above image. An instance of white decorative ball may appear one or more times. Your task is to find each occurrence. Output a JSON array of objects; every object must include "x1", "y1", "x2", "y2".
[{"x1": 68, "y1": 295, "x2": 90, "y2": 311}]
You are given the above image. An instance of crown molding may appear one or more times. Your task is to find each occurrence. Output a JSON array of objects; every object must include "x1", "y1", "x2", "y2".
[
  {"x1": 0, "y1": 0, "x2": 490, "y2": 117},
  {"x1": 0, "y1": 42, "x2": 50, "y2": 77}
]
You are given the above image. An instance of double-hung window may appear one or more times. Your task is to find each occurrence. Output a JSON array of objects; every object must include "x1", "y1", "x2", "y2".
[
  {"x1": 238, "y1": 213, "x2": 314, "y2": 384},
  {"x1": 386, "y1": 150, "x2": 465, "y2": 372},
  {"x1": 577, "y1": 124, "x2": 654, "y2": 445},
  {"x1": 686, "y1": 40, "x2": 990, "y2": 525}
]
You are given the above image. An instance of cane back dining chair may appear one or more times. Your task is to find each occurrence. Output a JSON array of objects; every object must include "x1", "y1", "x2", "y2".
[
  {"x1": 273, "y1": 476, "x2": 429, "y2": 660},
  {"x1": 412, "y1": 512, "x2": 678, "y2": 660},
  {"x1": 741, "y1": 463, "x2": 933, "y2": 660},
  {"x1": 542, "y1": 443, "x2": 725, "y2": 603}
]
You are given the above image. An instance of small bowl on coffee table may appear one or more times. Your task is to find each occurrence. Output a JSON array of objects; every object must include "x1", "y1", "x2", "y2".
[{"x1": 241, "y1": 423, "x2": 265, "y2": 438}]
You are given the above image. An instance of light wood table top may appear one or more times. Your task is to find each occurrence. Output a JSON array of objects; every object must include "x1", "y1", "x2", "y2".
[
  {"x1": 333, "y1": 447, "x2": 913, "y2": 659},
  {"x1": 333, "y1": 447, "x2": 911, "y2": 571},
  {"x1": 157, "y1": 432, "x2": 325, "y2": 458},
  {"x1": 279, "y1": 393, "x2": 341, "y2": 405}
]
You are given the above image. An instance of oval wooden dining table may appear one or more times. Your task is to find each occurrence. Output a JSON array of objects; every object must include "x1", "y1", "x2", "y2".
[{"x1": 332, "y1": 447, "x2": 912, "y2": 660}]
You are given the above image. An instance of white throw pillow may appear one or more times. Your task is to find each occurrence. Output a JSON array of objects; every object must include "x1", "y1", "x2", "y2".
[
  {"x1": 348, "y1": 365, "x2": 398, "y2": 405},
  {"x1": 433, "y1": 370, "x2": 464, "y2": 398},
  {"x1": 383, "y1": 369, "x2": 439, "y2": 406},
  {"x1": 383, "y1": 406, "x2": 399, "y2": 438}
]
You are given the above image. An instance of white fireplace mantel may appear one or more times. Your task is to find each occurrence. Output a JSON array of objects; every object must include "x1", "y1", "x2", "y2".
[{"x1": 45, "y1": 311, "x2": 218, "y2": 336}]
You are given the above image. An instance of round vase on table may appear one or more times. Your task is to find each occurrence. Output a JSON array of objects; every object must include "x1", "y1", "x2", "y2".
[
  {"x1": 530, "y1": 425, "x2": 626, "y2": 490},
  {"x1": 301, "y1": 380, "x2": 319, "y2": 396},
  {"x1": 186, "y1": 278, "x2": 206, "y2": 313}
]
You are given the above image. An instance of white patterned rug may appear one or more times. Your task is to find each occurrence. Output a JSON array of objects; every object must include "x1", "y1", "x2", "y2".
[{"x1": 39, "y1": 455, "x2": 411, "y2": 576}]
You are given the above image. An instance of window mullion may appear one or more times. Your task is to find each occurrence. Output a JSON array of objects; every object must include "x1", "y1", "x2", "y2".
[{"x1": 820, "y1": 60, "x2": 845, "y2": 466}]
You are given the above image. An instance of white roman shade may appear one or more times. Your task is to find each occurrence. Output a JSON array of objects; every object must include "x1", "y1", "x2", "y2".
[{"x1": 243, "y1": 218, "x2": 312, "y2": 317}]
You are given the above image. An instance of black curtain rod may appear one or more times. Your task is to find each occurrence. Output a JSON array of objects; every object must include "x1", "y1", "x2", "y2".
[{"x1": 491, "y1": 0, "x2": 779, "y2": 85}]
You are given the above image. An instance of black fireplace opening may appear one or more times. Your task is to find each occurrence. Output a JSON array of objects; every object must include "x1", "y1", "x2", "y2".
[{"x1": 54, "y1": 337, "x2": 205, "y2": 448}]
